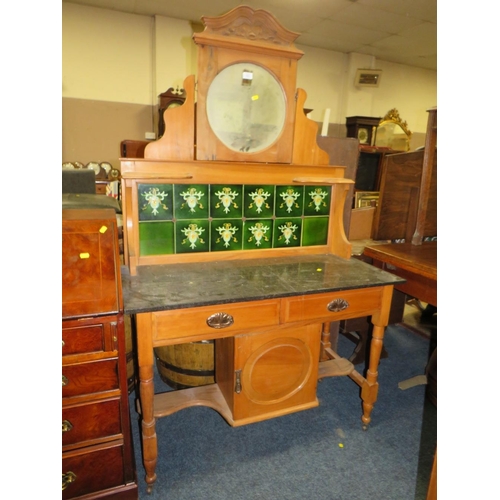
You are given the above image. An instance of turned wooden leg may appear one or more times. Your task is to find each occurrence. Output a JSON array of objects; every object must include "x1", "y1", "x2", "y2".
[
  {"x1": 360, "y1": 285, "x2": 392, "y2": 429},
  {"x1": 136, "y1": 313, "x2": 158, "y2": 493},
  {"x1": 140, "y1": 364, "x2": 158, "y2": 493},
  {"x1": 360, "y1": 323, "x2": 384, "y2": 429}
]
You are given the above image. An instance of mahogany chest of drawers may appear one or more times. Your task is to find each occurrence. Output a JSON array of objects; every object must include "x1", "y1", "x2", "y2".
[{"x1": 62, "y1": 209, "x2": 137, "y2": 499}]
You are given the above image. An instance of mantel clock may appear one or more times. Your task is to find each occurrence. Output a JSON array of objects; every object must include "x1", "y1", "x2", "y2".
[{"x1": 345, "y1": 116, "x2": 381, "y2": 146}]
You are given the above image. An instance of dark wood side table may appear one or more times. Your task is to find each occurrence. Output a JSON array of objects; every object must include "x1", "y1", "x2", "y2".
[
  {"x1": 364, "y1": 239, "x2": 437, "y2": 406},
  {"x1": 363, "y1": 241, "x2": 437, "y2": 308}
]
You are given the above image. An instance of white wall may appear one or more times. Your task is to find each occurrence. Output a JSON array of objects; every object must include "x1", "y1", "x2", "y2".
[
  {"x1": 63, "y1": 3, "x2": 437, "y2": 134},
  {"x1": 295, "y1": 45, "x2": 349, "y2": 126},
  {"x1": 62, "y1": 4, "x2": 153, "y2": 104},
  {"x1": 153, "y1": 15, "x2": 197, "y2": 99}
]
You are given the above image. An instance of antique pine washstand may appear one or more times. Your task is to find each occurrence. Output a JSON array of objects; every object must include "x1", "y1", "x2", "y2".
[{"x1": 120, "y1": 6, "x2": 404, "y2": 493}]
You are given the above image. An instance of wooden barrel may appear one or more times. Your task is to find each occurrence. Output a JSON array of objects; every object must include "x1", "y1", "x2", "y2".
[{"x1": 154, "y1": 340, "x2": 215, "y2": 390}]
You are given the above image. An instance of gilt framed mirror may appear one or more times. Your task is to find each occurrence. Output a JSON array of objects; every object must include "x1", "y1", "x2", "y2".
[{"x1": 375, "y1": 108, "x2": 412, "y2": 151}]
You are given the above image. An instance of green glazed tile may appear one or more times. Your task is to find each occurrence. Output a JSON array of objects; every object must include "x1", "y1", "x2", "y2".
[
  {"x1": 244, "y1": 185, "x2": 275, "y2": 218},
  {"x1": 139, "y1": 221, "x2": 175, "y2": 256},
  {"x1": 274, "y1": 218, "x2": 302, "y2": 248},
  {"x1": 302, "y1": 217, "x2": 329, "y2": 246},
  {"x1": 243, "y1": 219, "x2": 274, "y2": 250},
  {"x1": 275, "y1": 186, "x2": 304, "y2": 217},
  {"x1": 138, "y1": 184, "x2": 173, "y2": 221},
  {"x1": 175, "y1": 219, "x2": 210, "y2": 253},
  {"x1": 210, "y1": 185, "x2": 243, "y2": 218},
  {"x1": 304, "y1": 186, "x2": 331, "y2": 216},
  {"x1": 211, "y1": 219, "x2": 243, "y2": 251},
  {"x1": 174, "y1": 184, "x2": 209, "y2": 219}
]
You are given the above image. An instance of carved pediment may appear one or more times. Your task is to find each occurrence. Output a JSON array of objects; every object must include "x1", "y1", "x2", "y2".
[{"x1": 200, "y1": 5, "x2": 300, "y2": 47}]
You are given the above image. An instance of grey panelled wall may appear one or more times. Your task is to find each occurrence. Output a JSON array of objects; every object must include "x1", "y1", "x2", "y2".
[
  {"x1": 62, "y1": 98, "x2": 427, "y2": 171},
  {"x1": 62, "y1": 97, "x2": 153, "y2": 169}
]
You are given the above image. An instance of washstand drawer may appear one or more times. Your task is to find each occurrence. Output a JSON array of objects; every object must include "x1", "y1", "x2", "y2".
[
  {"x1": 62, "y1": 359, "x2": 119, "y2": 398},
  {"x1": 281, "y1": 287, "x2": 384, "y2": 323},
  {"x1": 62, "y1": 398, "x2": 121, "y2": 447},
  {"x1": 152, "y1": 298, "x2": 280, "y2": 343},
  {"x1": 62, "y1": 443, "x2": 125, "y2": 499}
]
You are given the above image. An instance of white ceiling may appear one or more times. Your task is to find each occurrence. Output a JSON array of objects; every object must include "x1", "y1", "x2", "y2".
[{"x1": 62, "y1": 0, "x2": 437, "y2": 71}]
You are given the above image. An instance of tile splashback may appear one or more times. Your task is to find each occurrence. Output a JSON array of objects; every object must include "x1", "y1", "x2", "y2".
[{"x1": 138, "y1": 183, "x2": 331, "y2": 256}]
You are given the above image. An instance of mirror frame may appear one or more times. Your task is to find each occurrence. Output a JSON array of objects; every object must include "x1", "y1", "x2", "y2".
[{"x1": 375, "y1": 108, "x2": 412, "y2": 151}]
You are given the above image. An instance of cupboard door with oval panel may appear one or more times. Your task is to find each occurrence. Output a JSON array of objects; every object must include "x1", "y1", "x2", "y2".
[{"x1": 218, "y1": 323, "x2": 322, "y2": 425}]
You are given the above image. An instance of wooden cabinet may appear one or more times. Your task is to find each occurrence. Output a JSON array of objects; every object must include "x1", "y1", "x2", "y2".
[
  {"x1": 371, "y1": 148, "x2": 437, "y2": 241},
  {"x1": 62, "y1": 209, "x2": 137, "y2": 500}
]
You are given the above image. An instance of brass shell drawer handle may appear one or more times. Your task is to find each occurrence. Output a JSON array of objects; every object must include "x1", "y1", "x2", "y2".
[
  {"x1": 327, "y1": 298, "x2": 349, "y2": 312},
  {"x1": 62, "y1": 471, "x2": 77, "y2": 490},
  {"x1": 206, "y1": 312, "x2": 234, "y2": 329},
  {"x1": 62, "y1": 420, "x2": 73, "y2": 433}
]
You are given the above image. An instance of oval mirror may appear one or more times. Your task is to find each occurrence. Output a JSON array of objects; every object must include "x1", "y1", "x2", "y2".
[{"x1": 206, "y1": 63, "x2": 286, "y2": 154}]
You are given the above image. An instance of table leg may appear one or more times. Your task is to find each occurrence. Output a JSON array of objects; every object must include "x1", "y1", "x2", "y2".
[
  {"x1": 136, "y1": 313, "x2": 158, "y2": 493},
  {"x1": 360, "y1": 323, "x2": 383, "y2": 429},
  {"x1": 360, "y1": 285, "x2": 393, "y2": 429}
]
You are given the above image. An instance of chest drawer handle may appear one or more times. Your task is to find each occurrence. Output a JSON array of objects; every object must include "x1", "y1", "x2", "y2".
[
  {"x1": 62, "y1": 420, "x2": 73, "y2": 433},
  {"x1": 327, "y1": 298, "x2": 349, "y2": 312},
  {"x1": 62, "y1": 471, "x2": 77, "y2": 490},
  {"x1": 206, "y1": 312, "x2": 234, "y2": 329},
  {"x1": 62, "y1": 375, "x2": 69, "y2": 386}
]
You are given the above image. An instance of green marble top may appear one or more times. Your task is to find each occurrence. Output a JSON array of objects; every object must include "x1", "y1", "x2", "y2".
[{"x1": 121, "y1": 254, "x2": 405, "y2": 315}]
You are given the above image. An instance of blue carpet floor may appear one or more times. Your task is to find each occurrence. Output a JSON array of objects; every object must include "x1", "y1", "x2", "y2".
[{"x1": 129, "y1": 323, "x2": 435, "y2": 500}]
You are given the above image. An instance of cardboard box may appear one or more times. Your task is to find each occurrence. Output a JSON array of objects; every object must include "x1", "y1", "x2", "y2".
[{"x1": 348, "y1": 206, "x2": 376, "y2": 240}]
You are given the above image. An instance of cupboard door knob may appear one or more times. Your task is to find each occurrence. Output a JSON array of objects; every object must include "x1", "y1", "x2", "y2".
[
  {"x1": 206, "y1": 312, "x2": 234, "y2": 329},
  {"x1": 62, "y1": 471, "x2": 77, "y2": 490},
  {"x1": 327, "y1": 298, "x2": 349, "y2": 312}
]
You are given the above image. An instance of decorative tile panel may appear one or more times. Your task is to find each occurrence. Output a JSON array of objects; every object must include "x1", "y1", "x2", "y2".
[
  {"x1": 243, "y1": 219, "x2": 274, "y2": 250},
  {"x1": 139, "y1": 221, "x2": 175, "y2": 255},
  {"x1": 211, "y1": 185, "x2": 243, "y2": 218},
  {"x1": 175, "y1": 219, "x2": 210, "y2": 253},
  {"x1": 137, "y1": 184, "x2": 331, "y2": 256},
  {"x1": 174, "y1": 184, "x2": 209, "y2": 219},
  {"x1": 139, "y1": 184, "x2": 173, "y2": 221},
  {"x1": 211, "y1": 219, "x2": 243, "y2": 251},
  {"x1": 244, "y1": 185, "x2": 275, "y2": 218},
  {"x1": 275, "y1": 186, "x2": 304, "y2": 217},
  {"x1": 274, "y1": 218, "x2": 302, "y2": 247}
]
